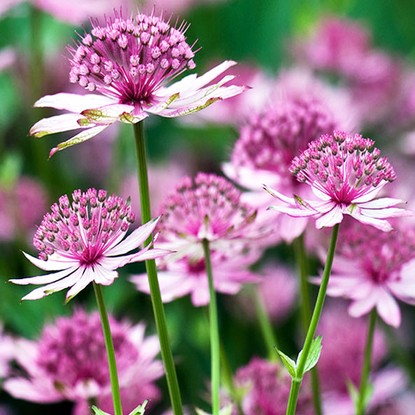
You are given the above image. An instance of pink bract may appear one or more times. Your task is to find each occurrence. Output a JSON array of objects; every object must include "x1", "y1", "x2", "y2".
[
  {"x1": 29, "y1": 10, "x2": 246, "y2": 156},
  {"x1": 9, "y1": 188, "x2": 167, "y2": 301},
  {"x1": 265, "y1": 131, "x2": 409, "y2": 232},
  {"x1": 316, "y1": 221, "x2": 415, "y2": 327}
]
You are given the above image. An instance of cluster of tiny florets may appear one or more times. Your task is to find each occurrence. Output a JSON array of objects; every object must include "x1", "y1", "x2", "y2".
[
  {"x1": 290, "y1": 131, "x2": 396, "y2": 202},
  {"x1": 158, "y1": 173, "x2": 256, "y2": 241},
  {"x1": 33, "y1": 188, "x2": 135, "y2": 262},
  {"x1": 69, "y1": 11, "x2": 196, "y2": 105},
  {"x1": 36, "y1": 310, "x2": 138, "y2": 389},
  {"x1": 231, "y1": 97, "x2": 337, "y2": 177},
  {"x1": 338, "y1": 223, "x2": 415, "y2": 284}
]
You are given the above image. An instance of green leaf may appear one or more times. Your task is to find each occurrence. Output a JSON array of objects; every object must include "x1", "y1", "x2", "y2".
[
  {"x1": 299, "y1": 336, "x2": 322, "y2": 373},
  {"x1": 346, "y1": 380, "x2": 359, "y2": 407},
  {"x1": 195, "y1": 405, "x2": 233, "y2": 415},
  {"x1": 276, "y1": 349, "x2": 297, "y2": 378},
  {"x1": 91, "y1": 406, "x2": 111, "y2": 415}
]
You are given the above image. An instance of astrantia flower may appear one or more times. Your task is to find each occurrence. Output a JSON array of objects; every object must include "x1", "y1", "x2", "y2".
[
  {"x1": 265, "y1": 131, "x2": 409, "y2": 232},
  {"x1": 223, "y1": 69, "x2": 358, "y2": 243},
  {"x1": 3, "y1": 309, "x2": 163, "y2": 413},
  {"x1": 154, "y1": 172, "x2": 259, "y2": 257},
  {"x1": 9, "y1": 188, "x2": 166, "y2": 301},
  {"x1": 233, "y1": 357, "x2": 313, "y2": 415},
  {"x1": 131, "y1": 245, "x2": 261, "y2": 306},
  {"x1": 318, "y1": 221, "x2": 415, "y2": 327},
  {"x1": 30, "y1": 10, "x2": 245, "y2": 156}
]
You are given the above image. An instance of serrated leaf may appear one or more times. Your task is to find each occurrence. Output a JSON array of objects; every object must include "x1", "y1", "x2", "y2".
[
  {"x1": 91, "y1": 406, "x2": 111, "y2": 415},
  {"x1": 300, "y1": 336, "x2": 322, "y2": 373},
  {"x1": 276, "y1": 349, "x2": 297, "y2": 378}
]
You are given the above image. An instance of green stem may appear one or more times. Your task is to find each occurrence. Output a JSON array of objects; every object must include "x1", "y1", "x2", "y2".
[
  {"x1": 356, "y1": 309, "x2": 377, "y2": 415},
  {"x1": 132, "y1": 122, "x2": 183, "y2": 415},
  {"x1": 202, "y1": 239, "x2": 220, "y2": 415},
  {"x1": 293, "y1": 234, "x2": 322, "y2": 415},
  {"x1": 286, "y1": 224, "x2": 340, "y2": 415},
  {"x1": 253, "y1": 286, "x2": 278, "y2": 359},
  {"x1": 93, "y1": 283, "x2": 123, "y2": 415}
]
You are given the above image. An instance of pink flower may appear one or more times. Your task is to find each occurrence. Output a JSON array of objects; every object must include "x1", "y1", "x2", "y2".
[
  {"x1": 223, "y1": 68, "x2": 358, "y2": 243},
  {"x1": 233, "y1": 357, "x2": 313, "y2": 415},
  {"x1": 9, "y1": 188, "x2": 167, "y2": 301},
  {"x1": 29, "y1": 10, "x2": 246, "y2": 156},
  {"x1": 0, "y1": 324, "x2": 15, "y2": 379},
  {"x1": 152, "y1": 172, "x2": 261, "y2": 257},
  {"x1": 131, "y1": 245, "x2": 261, "y2": 306},
  {"x1": 317, "y1": 221, "x2": 415, "y2": 327},
  {"x1": 265, "y1": 131, "x2": 409, "y2": 232},
  {"x1": 3, "y1": 309, "x2": 163, "y2": 413}
]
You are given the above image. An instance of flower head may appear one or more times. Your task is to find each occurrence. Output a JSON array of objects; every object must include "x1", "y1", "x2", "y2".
[
  {"x1": 29, "y1": 10, "x2": 245, "y2": 156},
  {"x1": 10, "y1": 188, "x2": 166, "y2": 301},
  {"x1": 265, "y1": 131, "x2": 409, "y2": 231},
  {"x1": 155, "y1": 173, "x2": 259, "y2": 256},
  {"x1": 3, "y1": 309, "x2": 163, "y2": 411},
  {"x1": 319, "y1": 221, "x2": 415, "y2": 327}
]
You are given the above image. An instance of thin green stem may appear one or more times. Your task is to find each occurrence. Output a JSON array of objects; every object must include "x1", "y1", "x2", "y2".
[
  {"x1": 132, "y1": 122, "x2": 183, "y2": 415},
  {"x1": 202, "y1": 239, "x2": 220, "y2": 415},
  {"x1": 253, "y1": 286, "x2": 278, "y2": 359},
  {"x1": 286, "y1": 224, "x2": 340, "y2": 415},
  {"x1": 93, "y1": 283, "x2": 123, "y2": 415},
  {"x1": 356, "y1": 309, "x2": 377, "y2": 415},
  {"x1": 293, "y1": 234, "x2": 322, "y2": 415}
]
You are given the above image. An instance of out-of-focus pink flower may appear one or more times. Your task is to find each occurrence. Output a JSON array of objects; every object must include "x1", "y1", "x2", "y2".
[
  {"x1": 153, "y1": 172, "x2": 261, "y2": 258},
  {"x1": 233, "y1": 357, "x2": 313, "y2": 415},
  {"x1": 317, "y1": 221, "x2": 415, "y2": 327},
  {"x1": 29, "y1": 10, "x2": 246, "y2": 156},
  {"x1": 317, "y1": 303, "x2": 386, "y2": 394},
  {"x1": 223, "y1": 68, "x2": 359, "y2": 243},
  {"x1": 183, "y1": 63, "x2": 274, "y2": 126},
  {"x1": 132, "y1": 245, "x2": 261, "y2": 306},
  {"x1": 294, "y1": 17, "x2": 402, "y2": 125},
  {"x1": 0, "y1": 177, "x2": 47, "y2": 243},
  {"x1": 3, "y1": 309, "x2": 163, "y2": 413},
  {"x1": 265, "y1": 131, "x2": 408, "y2": 232},
  {"x1": 0, "y1": 48, "x2": 16, "y2": 72},
  {"x1": 120, "y1": 161, "x2": 189, "y2": 226},
  {"x1": 9, "y1": 188, "x2": 167, "y2": 302}
]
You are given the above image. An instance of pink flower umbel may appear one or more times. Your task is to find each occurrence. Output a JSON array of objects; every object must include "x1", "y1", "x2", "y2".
[
  {"x1": 29, "y1": 10, "x2": 246, "y2": 156},
  {"x1": 265, "y1": 131, "x2": 409, "y2": 232},
  {"x1": 3, "y1": 309, "x2": 163, "y2": 412},
  {"x1": 9, "y1": 188, "x2": 167, "y2": 301},
  {"x1": 233, "y1": 357, "x2": 313, "y2": 415},
  {"x1": 153, "y1": 172, "x2": 260, "y2": 256},
  {"x1": 318, "y1": 221, "x2": 415, "y2": 327}
]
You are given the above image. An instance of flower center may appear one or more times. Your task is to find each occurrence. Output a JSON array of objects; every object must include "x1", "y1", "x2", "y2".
[{"x1": 69, "y1": 11, "x2": 196, "y2": 110}]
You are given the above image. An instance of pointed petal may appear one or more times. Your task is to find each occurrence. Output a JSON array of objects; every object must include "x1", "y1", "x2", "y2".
[
  {"x1": 268, "y1": 204, "x2": 318, "y2": 217},
  {"x1": 34, "y1": 93, "x2": 115, "y2": 112},
  {"x1": 358, "y1": 197, "x2": 406, "y2": 209},
  {"x1": 49, "y1": 125, "x2": 109, "y2": 157},
  {"x1": 359, "y1": 206, "x2": 412, "y2": 219},
  {"x1": 315, "y1": 205, "x2": 343, "y2": 228},
  {"x1": 82, "y1": 103, "x2": 135, "y2": 124},
  {"x1": 65, "y1": 269, "x2": 94, "y2": 302},
  {"x1": 376, "y1": 290, "x2": 401, "y2": 327},
  {"x1": 21, "y1": 267, "x2": 85, "y2": 300},
  {"x1": 22, "y1": 251, "x2": 76, "y2": 271},
  {"x1": 9, "y1": 266, "x2": 77, "y2": 285},
  {"x1": 92, "y1": 264, "x2": 118, "y2": 286},
  {"x1": 30, "y1": 114, "x2": 89, "y2": 138},
  {"x1": 105, "y1": 217, "x2": 160, "y2": 257},
  {"x1": 348, "y1": 209, "x2": 393, "y2": 232},
  {"x1": 352, "y1": 182, "x2": 385, "y2": 203}
]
